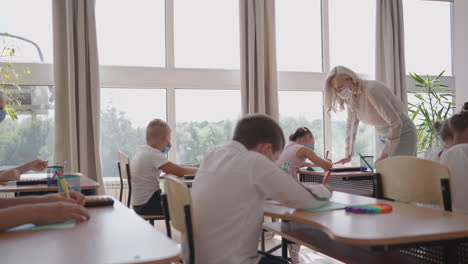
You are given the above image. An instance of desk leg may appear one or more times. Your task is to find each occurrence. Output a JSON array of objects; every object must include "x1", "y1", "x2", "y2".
[
  {"x1": 261, "y1": 229, "x2": 266, "y2": 251},
  {"x1": 444, "y1": 241, "x2": 457, "y2": 264},
  {"x1": 281, "y1": 237, "x2": 288, "y2": 260}
]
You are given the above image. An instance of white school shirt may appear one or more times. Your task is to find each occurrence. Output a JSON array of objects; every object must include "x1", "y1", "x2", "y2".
[
  {"x1": 345, "y1": 80, "x2": 403, "y2": 156},
  {"x1": 183, "y1": 141, "x2": 332, "y2": 264},
  {"x1": 424, "y1": 147, "x2": 445, "y2": 163},
  {"x1": 130, "y1": 144, "x2": 169, "y2": 206},
  {"x1": 439, "y1": 143, "x2": 468, "y2": 214}
]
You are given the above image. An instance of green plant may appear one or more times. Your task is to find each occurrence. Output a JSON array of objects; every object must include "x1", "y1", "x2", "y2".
[
  {"x1": 408, "y1": 71, "x2": 455, "y2": 154},
  {"x1": 0, "y1": 33, "x2": 31, "y2": 120}
]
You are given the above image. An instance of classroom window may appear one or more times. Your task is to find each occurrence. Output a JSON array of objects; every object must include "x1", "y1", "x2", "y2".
[
  {"x1": 275, "y1": 0, "x2": 322, "y2": 72},
  {"x1": 0, "y1": 86, "x2": 54, "y2": 168},
  {"x1": 329, "y1": 0, "x2": 376, "y2": 75},
  {"x1": 331, "y1": 110, "x2": 375, "y2": 166},
  {"x1": 100, "y1": 88, "x2": 167, "y2": 177},
  {"x1": 175, "y1": 89, "x2": 241, "y2": 164},
  {"x1": 174, "y1": 0, "x2": 239, "y2": 69},
  {"x1": 404, "y1": 0, "x2": 452, "y2": 76},
  {"x1": 0, "y1": 0, "x2": 53, "y2": 63},
  {"x1": 95, "y1": 0, "x2": 166, "y2": 67},
  {"x1": 278, "y1": 91, "x2": 324, "y2": 157}
]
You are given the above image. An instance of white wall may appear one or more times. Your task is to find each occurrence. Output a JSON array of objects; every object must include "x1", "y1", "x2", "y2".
[{"x1": 454, "y1": 0, "x2": 468, "y2": 109}]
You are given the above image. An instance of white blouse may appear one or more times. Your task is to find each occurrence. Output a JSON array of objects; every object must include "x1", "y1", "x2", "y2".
[
  {"x1": 439, "y1": 143, "x2": 468, "y2": 214},
  {"x1": 345, "y1": 80, "x2": 403, "y2": 156}
]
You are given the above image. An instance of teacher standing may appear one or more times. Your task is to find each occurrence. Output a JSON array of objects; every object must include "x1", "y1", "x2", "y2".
[{"x1": 324, "y1": 65, "x2": 417, "y2": 164}]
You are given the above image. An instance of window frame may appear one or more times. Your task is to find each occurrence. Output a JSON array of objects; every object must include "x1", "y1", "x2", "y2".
[{"x1": 1, "y1": 0, "x2": 455, "y2": 166}]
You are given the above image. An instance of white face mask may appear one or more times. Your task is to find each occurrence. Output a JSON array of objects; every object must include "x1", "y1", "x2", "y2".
[{"x1": 336, "y1": 87, "x2": 352, "y2": 100}]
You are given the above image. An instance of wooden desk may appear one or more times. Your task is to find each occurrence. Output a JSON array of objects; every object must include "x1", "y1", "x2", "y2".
[
  {"x1": 299, "y1": 169, "x2": 374, "y2": 197},
  {"x1": 264, "y1": 192, "x2": 468, "y2": 246},
  {"x1": 0, "y1": 199, "x2": 180, "y2": 264},
  {"x1": 0, "y1": 175, "x2": 100, "y2": 195}
]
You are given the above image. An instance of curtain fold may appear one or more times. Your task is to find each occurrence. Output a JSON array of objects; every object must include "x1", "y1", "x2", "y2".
[
  {"x1": 376, "y1": 0, "x2": 408, "y2": 111},
  {"x1": 239, "y1": 0, "x2": 279, "y2": 121},
  {"x1": 52, "y1": 0, "x2": 104, "y2": 193}
]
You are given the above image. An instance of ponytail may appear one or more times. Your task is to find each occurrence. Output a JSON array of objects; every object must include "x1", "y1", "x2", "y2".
[{"x1": 289, "y1": 127, "x2": 312, "y2": 141}]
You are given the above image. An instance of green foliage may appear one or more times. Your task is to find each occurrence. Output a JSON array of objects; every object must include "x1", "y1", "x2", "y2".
[
  {"x1": 100, "y1": 107, "x2": 145, "y2": 177},
  {"x1": 0, "y1": 35, "x2": 30, "y2": 120},
  {"x1": 408, "y1": 71, "x2": 455, "y2": 154},
  {"x1": 0, "y1": 117, "x2": 53, "y2": 165}
]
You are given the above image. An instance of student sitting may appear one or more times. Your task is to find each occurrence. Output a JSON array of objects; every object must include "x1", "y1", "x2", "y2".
[
  {"x1": 439, "y1": 103, "x2": 468, "y2": 214},
  {"x1": 0, "y1": 192, "x2": 89, "y2": 231},
  {"x1": 277, "y1": 127, "x2": 332, "y2": 178},
  {"x1": 0, "y1": 159, "x2": 49, "y2": 182},
  {"x1": 185, "y1": 114, "x2": 332, "y2": 264},
  {"x1": 424, "y1": 120, "x2": 454, "y2": 162},
  {"x1": 131, "y1": 119, "x2": 197, "y2": 216}
]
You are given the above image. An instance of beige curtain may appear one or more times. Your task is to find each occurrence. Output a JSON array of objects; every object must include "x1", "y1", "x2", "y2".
[
  {"x1": 52, "y1": 0, "x2": 104, "y2": 193},
  {"x1": 376, "y1": 0, "x2": 408, "y2": 111},
  {"x1": 239, "y1": 0, "x2": 279, "y2": 121}
]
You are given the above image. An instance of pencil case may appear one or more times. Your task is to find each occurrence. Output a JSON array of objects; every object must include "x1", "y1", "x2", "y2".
[{"x1": 84, "y1": 197, "x2": 114, "y2": 207}]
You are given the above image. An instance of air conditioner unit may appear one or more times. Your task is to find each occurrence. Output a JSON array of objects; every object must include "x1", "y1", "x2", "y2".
[{"x1": 3, "y1": 85, "x2": 53, "y2": 115}]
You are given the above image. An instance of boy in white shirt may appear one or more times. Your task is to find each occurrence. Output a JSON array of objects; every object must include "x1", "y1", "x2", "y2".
[
  {"x1": 131, "y1": 119, "x2": 197, "y2": 215},
  {"x1": 185, "y1": 114, "x2": 332, "y2": 264}
]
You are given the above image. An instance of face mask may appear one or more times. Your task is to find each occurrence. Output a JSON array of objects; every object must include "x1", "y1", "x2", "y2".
[
  {"x1": 337, "y1": 87, "x2": 352, "y2": 100},
  {"x1": 305, "y1": 144, "x2": 315, "y2": 151},
  {"x1": 163, "y1": 143, "x2": 172, "y2": 154},
  {"x1": 0, "y1": 109, "x2": 6, "y2": 123}
]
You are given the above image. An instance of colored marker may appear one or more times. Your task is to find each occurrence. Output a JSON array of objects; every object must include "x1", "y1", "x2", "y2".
[{"x1": 322, "y1": 171, "x2": 332, "y2": 184}]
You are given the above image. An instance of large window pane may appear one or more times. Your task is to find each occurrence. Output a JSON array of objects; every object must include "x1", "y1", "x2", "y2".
[
  {"x1": 0, "y1": 86, "x2": 54, "y2": 168},
  {"x1": 329, "y1": 0, "x2": 376, "y2": 75},
  {"x1": 404, "y1": 0, "x2": 452, "y2": 75},
  {"x1": 96, "y1": 0, "x2": 166, "y2": 67},
  {"x1": 279, "y1": 91, "x2": 324, "y2": 157},
  {"x1": 0, "y1": 0, "x2": 53, "y2": 63},
  {"x1": 100, "y1": 88, "x2": 167, "y2": 177},
  {"x1": 174, "y1": 0, "x2": 239, "y2": 69},
  {"x1": 176, "y1": 89, "x2": 240, "y2": 163},
  {"x1": 276, "y1": 0, "x2": 322, "y2": 72},
  {"x1": 331, "y1": 110, "x2": 374, "y2": 166}
]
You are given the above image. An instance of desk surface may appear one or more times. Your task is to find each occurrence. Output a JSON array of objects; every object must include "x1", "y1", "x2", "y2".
[
  {"x1": 0, "y1": 198, "x2": 180, "y2": 264},
  {"x1": 264, "y1": 192, "x2": 468, "y2": 246},
  {"x1": 0, "y1": 175, "x2": 100, "y2": 193},
  {"x1": 299, "y1": 169, "x2": 374, "y2": 177}
]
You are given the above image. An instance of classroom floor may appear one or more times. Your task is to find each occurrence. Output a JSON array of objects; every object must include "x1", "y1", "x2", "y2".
[{"x1": 152, "y1": 220, "x2": 343, "y2": 264}]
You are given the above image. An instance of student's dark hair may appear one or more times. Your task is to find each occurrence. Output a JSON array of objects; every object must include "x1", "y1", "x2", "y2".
[
  {"x1": 434, "y1": 120, "x2": 452, "y2": 143},
  {"x1": 232, "y1": 114, "x2": 285, "y2": 152},
  {"x1": 289, "y1": 127, "x2": 312, "y2": 141},
  {"x1": 448, "y1": 102, "x2": 468, "y2": 134}
]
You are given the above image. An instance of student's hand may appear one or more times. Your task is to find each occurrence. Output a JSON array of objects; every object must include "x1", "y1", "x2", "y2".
[
  {"x1": 39, "y1": 192, "x2": 86, "y2": 206},
  {"x1": 28, "y1": 159, "x2": 49, "y2": 172},
  {"x1": 33, "y1": 202, "x2": 90, "y2": 225},
  {"x1": 334, "y1": 155, "x2": 352, "y2": 165},
  {"x1": 0, "y1": 169, "x2": 21, "y2": 181}
]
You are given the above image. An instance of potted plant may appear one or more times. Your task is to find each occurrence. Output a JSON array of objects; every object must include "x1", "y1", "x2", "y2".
[{"x1": 408, "y1": 71, "x2": 455, "y2": 154}]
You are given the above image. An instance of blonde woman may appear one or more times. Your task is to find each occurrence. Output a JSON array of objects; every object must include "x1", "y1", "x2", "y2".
[{"x1": 324, "y1": 65, "x2": 417, "y2": 164}]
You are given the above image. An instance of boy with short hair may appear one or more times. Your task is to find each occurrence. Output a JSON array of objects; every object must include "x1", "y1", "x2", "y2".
[
  {"x1": 131, "y1": 119, "x2": 197, "y2": 215},
  {"x1": 186, "y1": 114, "x2": 332, "y2": 264}
]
